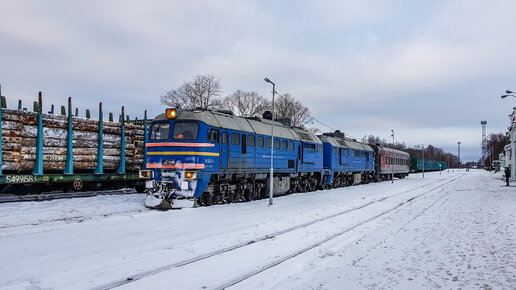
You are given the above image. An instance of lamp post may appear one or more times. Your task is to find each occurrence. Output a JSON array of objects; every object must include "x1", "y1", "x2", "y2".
[
  {"x1": 264, "y1": 77, "x2": 276, "y2": 206},
  {"x1": 509, "y1": 110, "x2": 516, "y2": 180},
  {"x1": 501, "y1": 90, "x2": 516, "y2": 100},
  {"x1": 391, "y1": 130, "x2": 394, "y2": 183},
  {"x1": 458, "y1": 141, "x2": 461, "y2": 170},
  {"x1": 439, "y1": 151, "x2": 442, "y2": 175},
  {"x1": 422, "y1": 144, "x2": 425, "y2": 178}
]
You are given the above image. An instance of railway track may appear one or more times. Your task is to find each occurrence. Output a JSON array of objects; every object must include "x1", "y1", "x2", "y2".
[
  {"x1": 99, "y1": 173, "x2": 466, "y2": 290},
  {"x1": 0, "y1": 188, "x2": 138, "y2": 204}
]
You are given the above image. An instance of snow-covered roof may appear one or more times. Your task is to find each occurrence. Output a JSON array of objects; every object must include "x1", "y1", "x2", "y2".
[{"x1": 153, "y1": 109, "x2": 318, "y2": 142}]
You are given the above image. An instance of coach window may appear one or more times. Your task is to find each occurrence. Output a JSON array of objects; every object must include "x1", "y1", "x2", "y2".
[
  {"x1": 257, "y1": 136, "x2": 264, "y2": 147},
  {"x1": 231, "y1": 133, "x2": 240, "y2": 145},
  {"x1": 207, "y1": 129, "x2": 219, "y2": 142},
  {"x1": 150, "y1": 122, "x2": 170, "y2": 140},
  {"x1": 265, "y1": 138, "x2": 272, "y2": 148},
  {"x1": 274, "y1": 139, "x2": 281, "y2": 149},
  {"x1": 282, "y1": 140, "x2": 288, "y2": 150},
  {"x1": 247, "y1": 135, "x2": 255, "y2": 146},
  {"x1": 289, "y1": 141, "x2": 294, "y2": 151},
  {"x1": 173, "y1": 122, "x2": 198, "y2": 140},
  {"x1": 221, "y1": 132, "x2": 228, "y2": 144}
]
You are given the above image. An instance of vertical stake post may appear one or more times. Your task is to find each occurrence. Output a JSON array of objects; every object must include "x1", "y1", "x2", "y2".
[
  {"x1": 117, "y1": 106, "x2": 126, "y2": 174},
  {"x1": 64, "y1": 97, "x2": 73, "y2": 174},
  {"x1": 33, "y1": 92, "x2": 44, "y2": 175},
  {"x1": 143, "y1": 110, "x2": 148, "y2": 169},
  {"x1": 0, "y1": 85, "x2": 3, "y2": 176},
  {"x1": 95, "y1": 102, "x2": 104, "y2": 174}
]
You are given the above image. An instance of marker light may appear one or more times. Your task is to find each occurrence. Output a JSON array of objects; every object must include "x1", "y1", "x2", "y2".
[
  {"x1": 184, "y1": 171, "x2": 197, "y2": 180},
  {"x1": 166, "y1": 108, "x2": 177, "y2": 119}
]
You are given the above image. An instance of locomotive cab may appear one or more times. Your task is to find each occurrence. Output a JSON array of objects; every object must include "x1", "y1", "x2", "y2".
[{"x1": 142, "y1": 108, "x2": 218, "y2": 209}]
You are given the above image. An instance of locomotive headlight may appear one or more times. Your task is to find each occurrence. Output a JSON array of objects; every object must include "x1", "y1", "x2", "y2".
[
  {"x1": 166, "y1": 108, "x2": 177, "y2": 119},
  {"x1": 139, "y1": 170, "x2": 153, "y2": 179},
  {"x1": 184, "y1": 171, "x2": 197, "y2": 180}
]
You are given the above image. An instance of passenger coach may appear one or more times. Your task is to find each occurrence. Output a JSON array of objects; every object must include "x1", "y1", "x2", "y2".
[{"x1": 370, "y1": 145, "x2": 409, "y2": 180}]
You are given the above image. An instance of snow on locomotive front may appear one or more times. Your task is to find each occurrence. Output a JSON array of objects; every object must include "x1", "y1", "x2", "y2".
[{"x1": 141, "y1": 108, "x2": 218, "y2": 209}]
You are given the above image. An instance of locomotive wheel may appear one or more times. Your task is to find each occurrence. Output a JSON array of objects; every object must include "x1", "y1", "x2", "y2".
[
  {"x1": 244, "y1": 190, "x2": 253, "y2": 202},
  {"x1": 72, "y1": 179, "x2": 83, "y2": 191},
  {"x1": 202, "y1": 193, "x2": 213, "y2": 206},
  {"x1": 228, "y1": 192, "x2": 235, "y2": 203},
  {"x1": 135, "y1": 185, "x2": 146, "y2": 193}
]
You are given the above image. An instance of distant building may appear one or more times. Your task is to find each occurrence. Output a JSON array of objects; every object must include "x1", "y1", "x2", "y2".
[
  {"x1": 500, "y1": 150, "x2": 507, "y2": 170},
  {"x1": 504, "y1": 144, "x2": 512, "y2": 172}
]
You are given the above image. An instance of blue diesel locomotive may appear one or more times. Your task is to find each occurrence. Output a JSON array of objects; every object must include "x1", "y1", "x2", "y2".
[{"x1": 141, "y1": 108, "x2": 408, "y2": 209}]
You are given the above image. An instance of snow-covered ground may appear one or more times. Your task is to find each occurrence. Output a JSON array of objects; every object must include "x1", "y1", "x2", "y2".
[{"x1": 0, "y1": 170, "x2": 514, "y2": 290}]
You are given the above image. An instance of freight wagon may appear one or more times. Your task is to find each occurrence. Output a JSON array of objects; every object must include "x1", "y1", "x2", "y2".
[
  {"x1": 409, "y1": 156, "x2": 447, "y2": 172},
  {"x1": 0, "y1": 87, "x2": 149, "y2": 194}
]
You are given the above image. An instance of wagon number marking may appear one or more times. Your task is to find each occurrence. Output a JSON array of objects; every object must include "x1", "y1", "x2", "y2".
[{"x1": 5, "y1": 175, "x2": 48, "y2": 184}]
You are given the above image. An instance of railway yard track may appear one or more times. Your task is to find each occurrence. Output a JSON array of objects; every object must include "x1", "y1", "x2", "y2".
[
  {"x1": 97, "y1": 173, "x2": 466, "y2": 290},
  {"x1": 0, "y1": 188, "x2": 138, "y2": 204}
]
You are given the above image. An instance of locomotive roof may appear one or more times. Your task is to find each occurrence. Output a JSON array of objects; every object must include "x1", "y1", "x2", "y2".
[
  {"x1": 154, "y1": 109, "x2": 321, "y2": 143},
  {"x1": 318, "y1": 135, "x2": 373, "y2": 151}
]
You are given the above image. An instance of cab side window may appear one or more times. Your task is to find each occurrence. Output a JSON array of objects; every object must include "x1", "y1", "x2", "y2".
[{"x1": 207, "y1": 129, "x2": 219, "y2": 142}]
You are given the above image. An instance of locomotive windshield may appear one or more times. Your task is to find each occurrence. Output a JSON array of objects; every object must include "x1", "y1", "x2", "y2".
[
  {"x1": 173, "y1": 122, "x2": 199, "y2": 140},
  {"x1": 150, "y1": 122, "x2": 170, "y2": 140}
]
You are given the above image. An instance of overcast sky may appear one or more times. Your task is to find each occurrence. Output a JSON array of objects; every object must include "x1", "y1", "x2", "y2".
[{"x1": 1, "y1": 0, "x2": 515, "y2": 162}]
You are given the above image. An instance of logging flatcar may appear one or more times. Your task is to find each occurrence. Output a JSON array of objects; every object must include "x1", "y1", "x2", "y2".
[{"x1": 0, "y1": 89, "x2": 149, "y2": 194}]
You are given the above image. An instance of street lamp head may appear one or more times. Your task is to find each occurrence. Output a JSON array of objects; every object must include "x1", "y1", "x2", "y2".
[
  {"x1": 502, "y1": 95, "x2": 509, "y2": 99},
  {"x1": 506, "y1": 90, "x2": 514, "y2": 94},
  {"x1": 264, "y1": 77, "x2": 274, "y2": 85}
]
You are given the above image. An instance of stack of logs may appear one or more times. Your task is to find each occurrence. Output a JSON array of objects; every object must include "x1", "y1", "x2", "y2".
[{"x1": 1, "y1": 108, "x2": 145, "y2": 173}]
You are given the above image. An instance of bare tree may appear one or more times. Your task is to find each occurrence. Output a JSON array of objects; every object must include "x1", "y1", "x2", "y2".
[
  {"x1": 483, "y1": 132, "x2": 510, "y2": 167},
  {"x1": 223, "y1": 90, "x2": 269, "y2": 117},
  {"x1": 273, "y1": 94, "x2": 312, "y2": 127},
  {"x1": 307, "y1": 127, "x2": 322, "y2": 135},
  {"x1": 160, "y1": 74, "x2": 222, "y2": 110}
]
